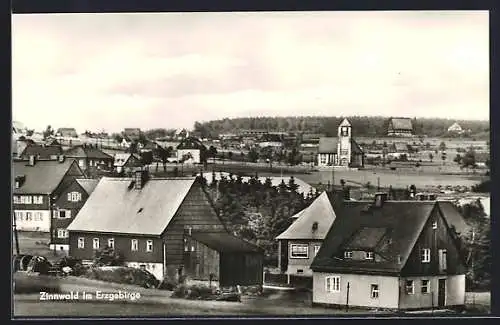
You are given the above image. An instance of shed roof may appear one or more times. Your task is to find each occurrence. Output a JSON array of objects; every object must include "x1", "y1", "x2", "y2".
[
  {"x1": 276, "y1": 192, "x2": 336, "y2": 240},
  {"x1": 13, "y1": 159, "x2": 81, "y2": 194},
  {"x1": 20, "y1": 144, "x2": 63, "y2": 159},
  {"x1": 67, "y1": 177, "x2": 197, "y2": 235},
  {"x1": 64, "y1": 145, "x2": 113, "y2": 160}
]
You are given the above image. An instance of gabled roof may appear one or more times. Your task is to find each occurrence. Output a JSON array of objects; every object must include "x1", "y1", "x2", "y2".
[
  {"x1": 75, "y1": 178, "x2": 100, "y2": 195},
  {"x1": 67, "y1": 177, "x2": 197, "y2": 235},
  {"x1": 189, "y1": 231, "x2": 262, "y2": 253},
  {"x1": 114, "y1": 153, "x2": 142, "y2": 167},
  {"x1": 276, "y1": 191, "x2": 336, "y2": 240},
  {"x1": 350, "y1": 139, "x2": 364, "y2": 154},
  {"x1": 311, "y1": 200, "x2": 466, "y2": 275},
  {"x1": 13, "y1": 159, "x2": 82, "y2": 194},
  {"x1": 339, "y1": 118, "x2": 351, "y2": 127},
  {"x1": 389, "y1": 118, "x2": 413, "y2": 131},
  {"x1": 20, "y1": 144, "x2": 63, "y2": 159},
  {"x1": 177, "y1": 137, "x2": 206, "y2": 150},
  {"x1": 318, "y1": 137, "x2": 338, "y2": 153},
  {"x1": 63, "y1": 145, "x2": 113, "y2": 160}
]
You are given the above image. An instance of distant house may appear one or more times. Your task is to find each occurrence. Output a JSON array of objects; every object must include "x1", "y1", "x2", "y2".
[
  {"x1": 317, "y1": 119, "x2": 364, "y2": 168},
  {"x1": 387, "y1": 118, "x2": 414, "y2": 137},
  {"x1": 12, "y1": 158, "x2": 86, "y2": 237},
  {"x1": 67, "y1": 174, "x2": 264, "y2": 285},
  {"x1": 447, "y1": 122, "x2": 464, "y2": 134},
  {"x1": 120, "y1": 138, "x2": 132, "y2": 149},
  {"x1": 56, "y1": 128, "x2": 79, "y2": 138},
  {"x1": 123, "y1": 128, "x2": 142, "y2": 141},
  {"x1": 276, "y1": 191, "x2": 343, "y2": 276},
  {"x1": 175, "y1": 128, "x2": 190, "y2": 140},
  {"x1": 12, "y1": 121, "x2": 26, "y2": 138},
  {"x1": 177, "y1": 137, "x2": 207, "y2": 164},
  {"x1": 113, "y1": 153, "x2": 143, "y2": 174},
  {"x1": 19, "y1": 144, "x2": 63, "y2": 161},
  {"x1": 310, "y1": 194, "x2": 468, "y2": 311},
  {"x1": 63, "y1": 145, "x2": 114, "y2": 172},
  {"x1": 51, "y1": 178, "x2": 99, "y2": 251},
  {"x1": 12, "y1": 138, "x2": 36, "y2": 159}
]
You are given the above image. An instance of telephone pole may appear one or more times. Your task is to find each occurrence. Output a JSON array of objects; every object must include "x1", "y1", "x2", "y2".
[{"x1": 13, "y1": 211, "x2": 20, "y2": 255}]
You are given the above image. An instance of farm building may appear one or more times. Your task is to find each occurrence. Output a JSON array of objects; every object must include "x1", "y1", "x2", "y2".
[
  {"x1": 51, "y1": 178, "x2": 99, "y2": 251},
  {"x1": 276, "y1": 191, "x2": 345, "y2": 276},
  {"x1": 311, "y1": 194, "x2": 469, "y2": 311},
  {"x1": 19, "y1": 144, "x2": 63, "y2": 161},
  {"x1": 387, "y1": 118, "x2": 414, "y2": 137},
  {"x1": 12, "y1": 158, "x2": 86, "y2": 234},
  {"x1": 113, "y1": 153, "x2": 143, "y2": 174},
  {"x1": 63, "y1": 144, "x2": 114, "y2": 172},
  {"x1": 67, "y1": 174, "x2": 263, "y2": 285},
  {"x1": 56, "y1": 128, "x2": 79, "y2": 138},
  {"x1": 317, "y1": 119, "x2": 364, "y2": 168},
  {"x1": 176, "y1": 137, "x2": 207, "y2": 164}
]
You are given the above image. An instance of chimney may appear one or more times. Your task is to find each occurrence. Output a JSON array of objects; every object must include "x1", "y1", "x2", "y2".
[
  {"x1": 134, "y1": 168, "x2": 149, "y2": 190},
  {"x1": 374, "y1": 192, "x2": 388, "y2": 208},
  {"x1": 58, "y1": 155, "x2": 65, "y2": 163},
  {"x1": 28, "y1": 155, "x2": 36, "y2": 166}
]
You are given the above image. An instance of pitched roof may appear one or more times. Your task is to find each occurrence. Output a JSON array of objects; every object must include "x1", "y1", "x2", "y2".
[
  {"x1": 311, "y1": 201, "x2": 462, "y2": 275},
  {"x1": 276, "y1": 191, "x2": 337, "y2": 240},
  {"x1": 177, "y1": 137, "x2": 206, "y2": 150},
  {"x1": 13, "y1": 159, "x2": 81, "y2": 194},
  {"x1": 63, "y1": 145, "x2": 113, "y2": 160},
  {"x1": 113, "y1": 153, "x2": 142, "y2": 167},
  {"x1": 75, "y1": 178, "x2": 100, "y2": 195},
  {"x1": 350, "y1": 139, "x2": 364, "y2": 154},
  {"x1": 57, "y1": 128, "x2": 78, "y2": 137},
  {"x1": 67, "y1": 177, "x2": 197, "y2": 235},
  {"x1": 318, "y1": 137, "x2": 338, "y2": 153},
  {"x1": 189, "y1": 231, "x2": 262, "y2": 253},
  {"x1": 389, "y1": 118, "x2": 413, "y2": 131},
  {"x1": 436, "y1": 200, "x2": 471, "y2": 236},
  {"x1": 20, "y1": 144, "x2": 63, "y2": 159}
]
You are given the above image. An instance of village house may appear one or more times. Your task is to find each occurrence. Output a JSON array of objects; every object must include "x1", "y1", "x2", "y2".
[
  {"x1": 56, "y1": 128, "x2": 79, "y2": 138},
  {"x1": 113, "y1": 153, "x2": 143, "y2": 174},
  {"x1": 276, "y1": 191, "x2": 344, "y2": 277},
  {"x1": 12, "y1": 137, "x2": 36, "y2": 159},
  {"x1": 257, "y1": 133, "x2": 283, "y2": 149},
  {"x1": 176, "y1": 137, "x2": 207, "y2": 164},
  {"x1": 51, "y1": 178, "x2": 99, "y2": 251},
  {"x1": 317, "y1": 119, "x2": 364, "y2": 168},
  {"x1": 19, "y1": 144, "x2": 63, "y2": 161},
  {"x1": 387, "y1": 118, "x2": 414, "y2": 137},
  {"x1": 310, "y1": 194, "x2": 469, "y2": 311},
  {"x1": 63, "y1": 144, "x2": 114, "y2": 172},
  {"x1": 67, "y1": 173, "x2": 264, "y2": 285},
  {"x1": 447, "y1": 122, "x2": 464, "y2": 134},
  {"x1": 12, "y1": 157, "x2": 86, "y2": 236}
]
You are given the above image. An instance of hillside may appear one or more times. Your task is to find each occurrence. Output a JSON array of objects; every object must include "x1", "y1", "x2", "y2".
[{"x1": 193, "y1": 116, "x2": 489, "y2": 138}]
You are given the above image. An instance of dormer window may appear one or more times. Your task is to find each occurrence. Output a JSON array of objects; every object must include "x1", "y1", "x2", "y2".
[
  {"x1": 344, "y1": 251, "x2": 353, "y2": 259},
  {"x1": 365, "y1": 251, "x2": 374, "y2": 260}
]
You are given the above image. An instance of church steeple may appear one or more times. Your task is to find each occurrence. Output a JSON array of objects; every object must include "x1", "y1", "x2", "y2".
[
  {"x1": 338, "y1": 118, "x2": 351, "y2": 138},
  {"x1": 337, "y1": 118, "x2": 352, "y2": 166}
]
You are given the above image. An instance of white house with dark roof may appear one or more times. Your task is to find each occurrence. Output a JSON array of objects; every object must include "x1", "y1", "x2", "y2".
[
  {"x1": 176, "y1": 137, "x2": 207, "y2": 164},
  {"x1": 67, "y1": 173, "x2": 264, "y2": 284},
  {"x1": 448, "y1": 122, "x2": 464, "y2": 134},
  {"x1": 317, "y1": 119, "x2": 364, "y2": 168}
]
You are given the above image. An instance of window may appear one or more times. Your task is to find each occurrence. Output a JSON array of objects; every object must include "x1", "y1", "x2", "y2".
[
  {"x1": 439, "y1": 249, "x2": 447, "y2": 271},
  {"x1": 325, "y1": 276, "x2": 341, "y2": 293},
  {"x1": 290, "y1": 244, "x2": 309, "y2": 259},
  {"x1": 344, "y1": 251, "x2": 353, "y2": 259},
  {"x1": 365, "y1": 251, "x2": 374, "y2": 260},
  {"x1": 25, "y1": 196, "x2": 32, "y2": 204},
  {"x1": 13, "y1": 196, "x2": 20, "y2": 204},
  {"x1": 93, "y1": 238, "x2": 100, "y2": 250},
  {"x1": 26, "y1": 212, "x2": 32, "y2": 221},
  {"x1": 33, "y1": 196, "x2": 43, "y2": 204},
  {"x1": 371, "y1": 284, "x2": 379, "y2": 299},
  {"x1": 15, "y1": 211, "x2": 22, "y2": 221},
  {"x1": 146, "y1": 240, "x2": 153, "y2": 252},
  {"x1": 57, "y1": 229, "x2": 69, "y2": 238},
  {"x1": 422, "y1": 248, "x2": 431, "y2": 263},
  {"x1": 432, "y1": 221, "x2": 438, "y2": 229},
  {"x1": 297, "y1": 269, "x2": 304, "y2": 274},
  {"x1": 131, "y1": 239, "x2": 138, "y2": 251},
  {"x1": 421, "y1": 280, "x2": 429, "y2": 294},
  {"x1": 108, "y1": 238, "x2": 115, "y2": 249},
  {"x1": 35, "y1": 212, "x2": 42, "y2": 221},
  {"x1": 59, "y1": 210, "x2": 66, "y2": 219},
  {"x1": 314, "y1": 245, "x2": 321, "y2": 256},
  {"x1": 52, "y1": 210, "x2": 59, "y2": 218},
  {"x1": 405, "y1": 280, "x2": 414, "y2": 294},
  {"x1": 341, "y1": 127, "x2": 349, "y2": 136},
  {"x1": 68, "y1": 192, "x2": 82, "y2": 202},
  {"x1": 320, "y1": 155, "x2": 327, "y2": 164},
  {"x1": 78, "y1": 237, "x2": 85, "y2": 249}
]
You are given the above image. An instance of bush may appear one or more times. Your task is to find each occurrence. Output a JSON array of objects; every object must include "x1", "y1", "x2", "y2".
[
  {"x1": 157, "y1": 280, "x2": 176, "y2": 291},
  {"x1": 85, "y1": 266, "x2": 159, "y2": 288}
]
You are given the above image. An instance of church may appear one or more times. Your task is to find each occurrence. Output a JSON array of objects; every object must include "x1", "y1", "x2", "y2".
[{"x1": 317, "y1": 119, "x2": 364, "y2": 168}]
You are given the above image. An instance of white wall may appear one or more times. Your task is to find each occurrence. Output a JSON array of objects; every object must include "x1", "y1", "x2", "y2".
[
  {"x1": 313, "y1": 272, "x2": 399, "y2": 309},
  {"x1": 177, "y1": 149, "x2": 201, "y2": 164},
  {"x1": 14, "y1": 210, "x2": 51, "y2": 232},
  {"x1": 125, "y1": 262, "x2": 164, "y2": 281},
  {"x1": 399, "y1": 275, "x2": 465, "y2": 309}
]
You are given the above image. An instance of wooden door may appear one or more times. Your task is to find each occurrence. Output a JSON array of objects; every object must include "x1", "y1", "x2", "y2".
[{"x1": 438, "y1": 279, "x2": 446, "y2": 307}]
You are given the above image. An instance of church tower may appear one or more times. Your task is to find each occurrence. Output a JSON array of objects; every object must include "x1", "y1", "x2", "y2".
[{"x1": 337, "y1": 118, "x2": 352, "y2": 166}]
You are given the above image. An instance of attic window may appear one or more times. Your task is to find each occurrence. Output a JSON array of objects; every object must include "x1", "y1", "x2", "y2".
[
  {"x1": 432, "y1": 221, "x2": 438, "y2": 229},
  {"x1": 365, "y1": 252, "x2": 374, "y2": 260},
  {"x1": 137, "y1": 208, "x2": 143, "y2": 213},
  {"x1": 312, "y1": 221, "x2": 319, "y2": 232}
]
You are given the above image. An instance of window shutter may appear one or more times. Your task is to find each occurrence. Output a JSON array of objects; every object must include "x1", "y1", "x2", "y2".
[
  {"x1": 67, "y1": 193, "x2": 72, "y2": 201},
  {"x1": 67, "y1": 210, "x2": 72, "y2": 218}
]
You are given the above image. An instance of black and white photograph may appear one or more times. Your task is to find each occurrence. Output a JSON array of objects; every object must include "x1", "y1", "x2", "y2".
[{"x1": 11, "y1": 10, "x2": 490, "y2": 317}]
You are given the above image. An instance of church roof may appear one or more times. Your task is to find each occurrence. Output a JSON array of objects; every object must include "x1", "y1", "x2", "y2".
[{"x1": 318, "y1": 138, "x2": 363, "y2": 154}]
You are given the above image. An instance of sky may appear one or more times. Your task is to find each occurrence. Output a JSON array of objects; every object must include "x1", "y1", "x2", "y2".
[{"x1": 12, "y1": 11, "x2": 489, "y2": 133}]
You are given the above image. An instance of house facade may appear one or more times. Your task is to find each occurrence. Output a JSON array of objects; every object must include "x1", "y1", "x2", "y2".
[
  {"x1": 67, "y1": 174, "x2": 263, "y2": 284},
  {"x1": 51, "y1": 178, "x2": 99, "y2": 251},
  {"x1": 12, "y1": 158, "x2": 86, "y2": 236},
  {"x1": 113, "y1": 153, "x2": 143, "y2": 174},
  {"x1": 63, "y1": 145, "x2": 114, "y2": 172},
  {"x1": 317, "y1": 119, "x2": 364, "y2": 168},
  {"x1": 311, "y1": 196, "x2": 468, "y2": 311},
  {"x1": 176, "y1": 137, "x2": 207, "y2": 164},
  {"x1": 387, "y1": 118, "x2": 414, "y2": 137}
]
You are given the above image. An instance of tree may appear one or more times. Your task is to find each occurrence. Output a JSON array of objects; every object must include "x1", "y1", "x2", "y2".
[
  {"x1": 128, "y1": 141, "x2": 138, "y2": 154},
  {"x1": 228, "y1": 151, "x2": 233, "y2": 161},
  {"x1": 93, "y1": 246, "x2": 125, "y2": 267},
  {"x1": 248, "y1": 148, "x2": 259, "y2": 163},
  {"x1": 26, "y1": 129, "x2": 34, "y2": 136},
  {"x1": 428, "y1": 153, "x2": 434, "y2": 162},
  {"x1": 113, "y1": 133, "x2": 123, "y2": 143},
  {"x1": 425, "y1": 142, "x2": 431, "y2": 150},
  {"x1": 140, "y1": 151, "x2": 154, "y2": 165},
  {"x1": 454, "y1": 154, "x2": 462, "y2": 165},
  {"x1": 208, "y1": 146, "x2": 218, "y2": 164},
  {"x1": 461, "y1": 149, "x2": 476, "y2": 172},
  {"x1": 43, "y1": 125, "x2": 54, "y2": 140},
  {"x1": 439, "y1": 141, "x2": 447, "y2": 152}
]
